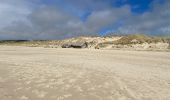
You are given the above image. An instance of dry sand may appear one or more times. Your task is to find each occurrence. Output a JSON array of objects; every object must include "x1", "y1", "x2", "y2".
[{"x1": 0, "y1": 46, "x2": 170, "y2": 100}]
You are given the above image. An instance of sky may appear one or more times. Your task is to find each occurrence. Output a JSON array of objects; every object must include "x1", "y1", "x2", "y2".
[{"x1": 0, "y1": 0, "x2": 170, "y2": 40}]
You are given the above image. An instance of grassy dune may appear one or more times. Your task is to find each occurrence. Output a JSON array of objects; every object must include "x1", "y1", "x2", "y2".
[
  {"x1": 0, "y1": 34, "x2": 170, "y2": 50},
  {"x1": 114, "y1": 34, "x2": 170, "y2": 45}
]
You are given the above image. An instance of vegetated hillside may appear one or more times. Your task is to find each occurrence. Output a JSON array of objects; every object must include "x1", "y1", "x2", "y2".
[
  {"x1": 114, "y1": 34, "x2": 168, "y2": 44},
  {"x1": 0, "y1": 34, "x2": 170, "y2": 51},
  {"x1": 165, "y1": 38, "x2": 170, "y2": 45},
  {"x1": 96, "y1": 34, "x2": 170, "y2": 50},
  {"x1": 0, "y1": 40, "x2": 61, "y2": 47}
]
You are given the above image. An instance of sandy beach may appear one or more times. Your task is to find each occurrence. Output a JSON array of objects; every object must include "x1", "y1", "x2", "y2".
[{"x1": 0, "y1": 46, "x2": 170, "y2": 100}]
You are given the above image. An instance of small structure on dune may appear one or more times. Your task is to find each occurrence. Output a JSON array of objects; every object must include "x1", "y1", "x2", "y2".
[{"x1": 62, "y1": 41, "x2": 88, "y2": 48}]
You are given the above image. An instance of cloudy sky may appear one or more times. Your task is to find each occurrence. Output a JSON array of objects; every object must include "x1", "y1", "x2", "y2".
[{"x1": 0, "y1": 0, "x2": 170, "y2": 40}]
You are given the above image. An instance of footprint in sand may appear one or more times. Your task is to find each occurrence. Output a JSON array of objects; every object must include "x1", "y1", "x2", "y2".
[
  {"x1": 32, "y1": 89, "x2": 48, "y2": 98},
  {"x1": 20, "y1": 95, "x2": 29, "y2": 100}
]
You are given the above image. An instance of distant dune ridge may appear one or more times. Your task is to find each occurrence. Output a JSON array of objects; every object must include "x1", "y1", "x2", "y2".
[{"x1": 0, "y1": 34, "x2": 170, "y2": 51}]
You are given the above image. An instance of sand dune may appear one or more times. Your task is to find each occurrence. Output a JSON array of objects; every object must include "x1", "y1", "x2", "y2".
[{"x1": 0, "y1": 46, "x2": 170, "y2": 100}]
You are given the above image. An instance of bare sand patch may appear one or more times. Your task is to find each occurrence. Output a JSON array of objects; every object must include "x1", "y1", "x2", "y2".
[{"x1": 0, "y1": 46, "x2": 170, "y2": 100}]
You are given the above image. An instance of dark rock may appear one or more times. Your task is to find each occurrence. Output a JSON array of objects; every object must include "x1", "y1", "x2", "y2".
[
  {"x1": 62, "y1": 41, "x2": 88, "y2": 48},
  {"x1": 62, "y1": 44, "x2": 71, "y2": 48}
]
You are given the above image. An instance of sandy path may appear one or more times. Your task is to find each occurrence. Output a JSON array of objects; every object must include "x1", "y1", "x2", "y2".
[{"x1": 0, "y1": 46, "x2": 170, "y2": 100}]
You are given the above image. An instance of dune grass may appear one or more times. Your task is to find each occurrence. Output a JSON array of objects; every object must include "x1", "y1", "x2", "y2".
[
  {"x1": 0, "y1": 34, "x2": 170, "y2": 48},
  {"x1": 113, "y1": 34, "x2": 169, "y2": 45}
]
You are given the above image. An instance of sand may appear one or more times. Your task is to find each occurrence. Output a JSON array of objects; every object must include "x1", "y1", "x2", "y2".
[{"x1": 0, "y1": 46, "x2": 170, "y2": 100}]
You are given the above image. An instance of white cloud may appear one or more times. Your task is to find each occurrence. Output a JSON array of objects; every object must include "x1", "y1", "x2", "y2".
[
  {"x1": 0, "y1": 2, "x2": 31, "y2": 29},
  {"x1": 0, "y1": 0, "x2": 170, "y2": 40},
  {"x1": 118, "y1": 0, "x2": 170, "y2": 35},
  {"x1": 85, "y1": 5, "x2": 130, "y2": 32}
]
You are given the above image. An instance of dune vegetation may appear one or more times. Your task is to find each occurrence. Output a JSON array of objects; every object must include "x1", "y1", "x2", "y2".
[{"x1": 0, "y1": 34, "x2": 170, "y2": 50}]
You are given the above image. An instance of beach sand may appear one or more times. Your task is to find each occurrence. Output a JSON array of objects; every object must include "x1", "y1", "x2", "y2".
[{"x1": 0, "y1": 46, "x2": 170, "y2": 100}]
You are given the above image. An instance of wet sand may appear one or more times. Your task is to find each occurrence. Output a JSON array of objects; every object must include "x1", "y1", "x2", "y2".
[{"x1": 0, "y1": 46, "x2": 170, "y2": 100}]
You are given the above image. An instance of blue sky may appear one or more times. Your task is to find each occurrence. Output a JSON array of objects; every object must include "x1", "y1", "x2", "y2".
[{"x1": 0, "y1": 0, "x2": 169, "y2": 39}]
